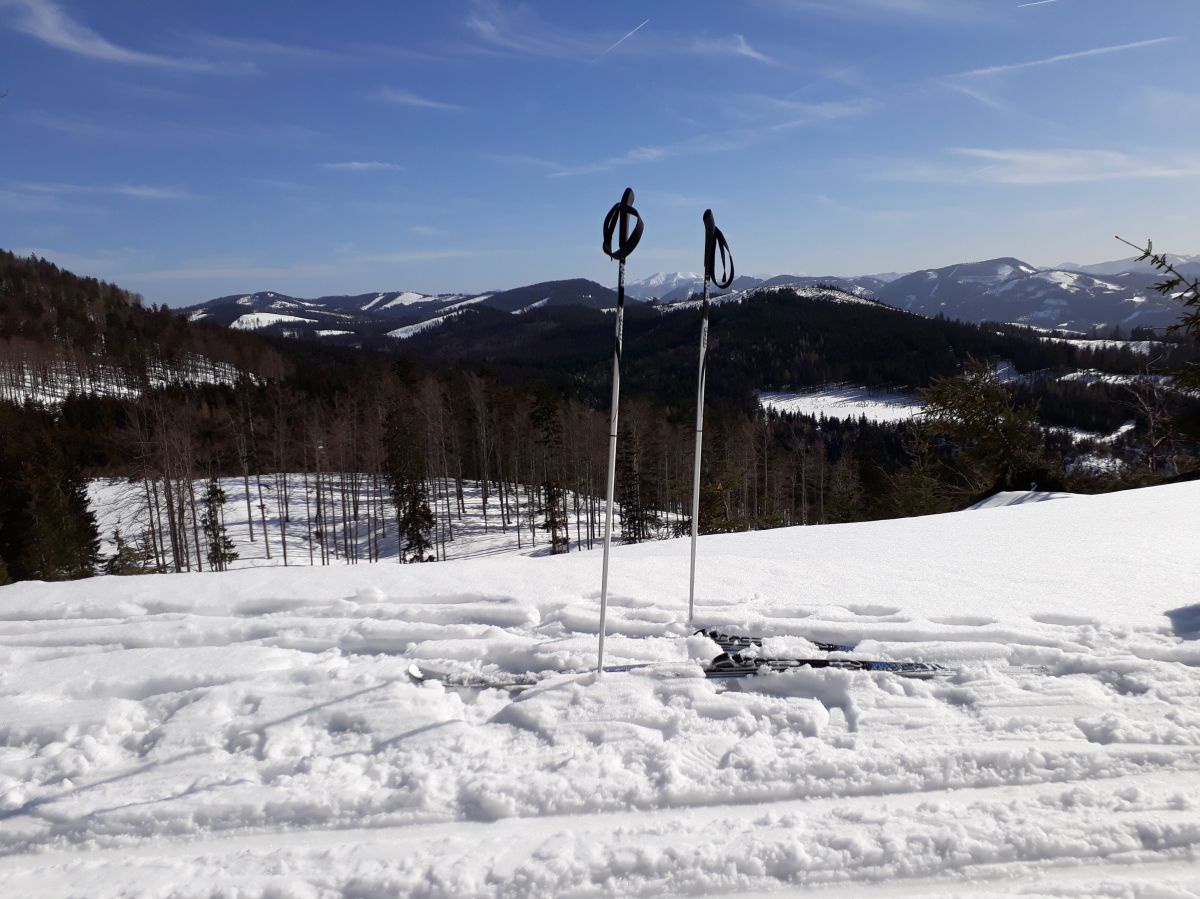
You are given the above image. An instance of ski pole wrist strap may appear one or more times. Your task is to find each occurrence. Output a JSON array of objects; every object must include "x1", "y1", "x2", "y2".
[
  {"x1": 703, "y1": 208, "x2": 734, "y2": 290},
  {"x1": 603, "y1": 187, "x2": 644, "y2": 262}
]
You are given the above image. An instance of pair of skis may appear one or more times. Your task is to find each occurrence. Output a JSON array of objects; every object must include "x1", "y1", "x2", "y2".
[
  {"x1": 696, "y1": 628, "x2": 950, "y2": 680},
  {"x1": 598, "y1": 189, "x2": 733, "y2": 674},
  {"x1": 407, "y1": 629, "x2": 949, "y2": 692}
]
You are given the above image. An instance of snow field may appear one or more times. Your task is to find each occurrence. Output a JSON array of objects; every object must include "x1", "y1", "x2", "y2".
[
  {"x1": 1, "y1": 481, "x2": 1199, "y2": 896},
  {"x1": 757, "y1": 386, "x2": 923, "y2": 424},
  {"x1": 90, "y1": 475, "x2": 609, "y2": 570}
]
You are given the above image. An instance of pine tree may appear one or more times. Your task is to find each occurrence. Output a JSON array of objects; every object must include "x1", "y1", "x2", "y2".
[
  {"x1": 393, "y1": 476, "x2": 435, "y2": 562},
  {"x1": 384, "y1": 404, "x2": 435, "y2": 562},
  {"x1": 914, "y1": 357, "x2": 1052, "y2": 502},
  {"x1": 19, "y1": 432, "x2": 100, "y2": 580},
  {"x1": 104, "y1": 528, "x2": 162, "y2": 575},
  {"x1": 200, "y1": 478, "x2": 238, "y2": 571}
]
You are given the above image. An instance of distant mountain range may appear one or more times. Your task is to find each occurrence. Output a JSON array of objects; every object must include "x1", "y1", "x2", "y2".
[{"x1": 181, "y1": 252, "x2": 1196, "y2": 343}]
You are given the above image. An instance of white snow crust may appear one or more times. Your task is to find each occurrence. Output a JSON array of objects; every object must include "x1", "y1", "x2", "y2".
[{"x1": 2, "y1": 482, "x2": 1200, "y2": 896}]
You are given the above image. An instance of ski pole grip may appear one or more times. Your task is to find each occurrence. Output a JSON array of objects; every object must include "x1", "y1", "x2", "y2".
[
  {"x1": 702, "y1": 208, "x2": 734, "y2": 290},
  {"x1": 603, "y1": 187, "x2": 643, "y2": 261}
]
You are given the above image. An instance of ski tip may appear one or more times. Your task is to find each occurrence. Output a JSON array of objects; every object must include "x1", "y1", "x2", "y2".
[
  {"x1": 621, "y1": 186, "x2": 635, "y2": 205},
  {"x1": 703, "y1": 208, "x2": 715, "y2": 229}
]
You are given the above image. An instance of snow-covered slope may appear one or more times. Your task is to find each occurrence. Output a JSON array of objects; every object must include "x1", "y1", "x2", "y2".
[
  {"x1": 2, "y1": 481, "x2": 1200, "y2": 896},
  {"x1": 876, "y1": 257, "x2": 1184, "y2": 331}
]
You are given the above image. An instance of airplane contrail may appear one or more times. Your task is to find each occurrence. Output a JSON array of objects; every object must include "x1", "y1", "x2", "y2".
[
  {"x1": 590, "y1": 19, "x2": 650, "y2": 64},
  {"x1": 1018, "y1": 0, "x2": 1061, "y2": 7}
]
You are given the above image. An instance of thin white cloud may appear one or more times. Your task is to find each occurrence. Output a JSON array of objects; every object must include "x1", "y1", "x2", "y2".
[
  {"x1": 375, "y1": 87, "x2": 467, "y2": 111},
  {"x1": 485, "y1": 153, "x2": 566, "y2": 172},
  {"x1": 0, "y1": 0, "x2": 253, "y2": 72},
  {"x1": 940, "y1": 81, "x2": 1009, "y2": 112},
  {"x1": 129, "y1": 262, "x2": 339, "y2": 282},
  {"x1": 1017, "y1": 0, "x2": 1060, "y2": 7},
  {"x1": 764, "y1": 0, "x2": 987, "y2": 21},
  {"x1": 467, "y1": 1, "x2": 775, "y2": 65},
  {"x1": 961, "y1": 37, "x2": 1175, "y2": 77},
  {"x1": 321, "y1": 161, "x2": 404, "y2": 172},
  {"x1": 409, "y1": 225, "x2": 448, "y2": 237},
  {"x1": 551, "y1": 99, "x2": 871, "y2": 176},
  {"x1": 466, "y1": 0, "x2": 592, "y2": 59},
  {"x1": 13, "y1": 180, "x2": 192, "y2": 200},
  {"x1": 690, "y1": 34, "x2": 776, "y2": 65},
  {"x1": 883, "y1": 147, "x2": 1200, "y2": 185},
  {"x1": 354, "y1": 249, "x2": 481, "y2": 264},
  {"x1": 128, "y1": 249, "x2": 485, "y2": 283}
]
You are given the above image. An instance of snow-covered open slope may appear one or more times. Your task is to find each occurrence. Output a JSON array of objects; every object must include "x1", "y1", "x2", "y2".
[
  {"x1": 758, "y1": 386, "x2": 923, "y2": 423},
  {"x1": 2, "y1": 482, "x2": 1200, "y2": 896}
]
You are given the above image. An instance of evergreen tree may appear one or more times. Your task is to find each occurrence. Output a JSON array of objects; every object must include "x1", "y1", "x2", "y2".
[
  {"x1": 200, "y1": 478, "x2": 238, "y2": 571},
  {"x1": 19, "y1": 432, "x2": 100, "y2": 580},
  {"x1": 104, "y1": 528, "x2": 162, "y2": 575},
  {"x1": 391, "y1": 476, "x2": 435, "y2": 562},
  {"x1": 530, "y1": 391, "x2": 570, "y2": 553},
  {"x1": 384, "y1": 405, "x2": 435, "y2": 562},
  {"x1": 913, "y1": 357, "x2": 1054, "y2": 502}
]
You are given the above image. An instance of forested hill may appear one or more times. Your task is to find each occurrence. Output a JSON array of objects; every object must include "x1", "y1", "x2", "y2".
[
  {"x1": 0, "y1": 250, "x2": 292, "y2": 399},
  {"x1": 400, "y1": 286, "x2": 1180, "y2": 412}
]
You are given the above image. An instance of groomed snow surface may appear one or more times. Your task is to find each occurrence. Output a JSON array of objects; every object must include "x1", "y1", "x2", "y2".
[{"x1": 2, "y1": 482, "x2": 1200, "y2": 897}]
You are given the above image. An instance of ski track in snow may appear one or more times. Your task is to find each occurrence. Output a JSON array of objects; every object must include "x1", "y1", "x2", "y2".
[{"x1": 1, "y1": 482, "x2": 1200, "y2": 896}]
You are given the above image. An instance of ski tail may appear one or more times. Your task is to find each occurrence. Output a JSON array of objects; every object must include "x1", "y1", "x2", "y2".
[
  {"x1": 695, "y1": 628, "x2": 856, "y2": 654},
  {"x1": 705, "y1": 652, "x2": 951, "y2": 680}
]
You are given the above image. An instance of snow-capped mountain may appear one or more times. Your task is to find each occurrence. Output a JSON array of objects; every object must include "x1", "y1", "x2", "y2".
[
  {"x1": 181, "y1": 248, "x2": 1197, "y2": 345},
  {"x1": 1056, "y1": 254, "x2": 1200, "y2": 280},
  {"x1": 874, "y1": 257, "x2": 1185, "y2": 331},
  {"x1": 624, "y1": 271, "x2": 704, "y2": 300},
  {"x1": 627, "y1": 272, "x2": 886, "y2": 304},
  {"x1": 181, "y1": 280, "x2": 619, "y2": 342}
]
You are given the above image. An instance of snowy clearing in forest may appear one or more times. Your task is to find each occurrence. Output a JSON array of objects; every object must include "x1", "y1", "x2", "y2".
[
  {"x1": 90, "y1": 476, "x2": 617, "y2": 570},
  {"x1": 757, "y1": 386, "x2": 924, "y2": 423},
  {"x1": 2, "y1": 481, "x2": 1200, "y2": 896}
]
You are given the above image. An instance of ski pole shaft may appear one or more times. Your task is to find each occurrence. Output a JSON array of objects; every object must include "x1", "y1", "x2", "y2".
[
  {"x1": 599, "y1": 188, "x2": 642, "y2": 675},
  {"x1": 688, "y1": 209, "x2": 733, "y2": 626},
  {"x1": 688, "y1": 281, "x2": 709, "y2": 625},
  {"x1": 598, "y1": 258, "x2": 624, "y2": 673}
]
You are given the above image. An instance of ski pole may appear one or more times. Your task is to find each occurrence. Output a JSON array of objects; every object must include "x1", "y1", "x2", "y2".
[
  {"x1": 598, "y1": 187, "x2": 643, "y2": 675},
  {"x1": 688, "y1": 208, "x2": 733, "y2": 625}
]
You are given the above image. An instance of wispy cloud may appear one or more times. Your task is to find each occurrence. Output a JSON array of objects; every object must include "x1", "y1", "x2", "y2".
[
  {"x1": 883, "y1": 147, "x2": 1200, "y2": 185},
  {"x1": 13, "y1": 180, "x2": 193, "y2": 200},
  {"x1": 466, "y1": 0, "x2": 593, "y2": 59},
  {"x1": 375, "y1": 87, "x2": 467, "y2": 111},
  {"x1": 763, "y1": 0, "x2": 987, "y2": 21},
  {"x1": 467, "y1": 1, "x2": 774, "y2": 65},
  {"x1": 939, "y1": 81, "x2": 1009, "y2": 112},
  {"x1": 189, "y1": 32, "x2": 343, "y2": 63},
  {"x1": 689, "y1": 34, "x2": 776, "y2": 65},
  {"x1": 1017, "y1": 0, "x2": 1061, "y2": 7},
  {"x1": 129, "y1": 262, "x2": 339, "y2": 282},
  {"x1": 354, "y1": 249, "x2": 482, "y2": 264},
  {"x1": 409, "y1": 225, "x2": 447, "y2": 237},
  {"x1": 485, "y1": 153, "x2": 566, "y2": 172},
  {"x1": 960, "y1": 37, "x2": 1175, "y2": 77},
  {"x1": 550, "y1": 98, "x2": 871, "y2": 176},
  {"x1": 321, "y1": 161, "x2": 404, "y2": 172},
  {"x1": 0, "y1": 0, "x2": 253, "y2": 72}
]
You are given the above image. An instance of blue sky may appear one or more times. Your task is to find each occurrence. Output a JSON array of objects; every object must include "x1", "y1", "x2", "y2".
[{"x1": 1, "y1": 0, "x2": 1197, "y2": 305}]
